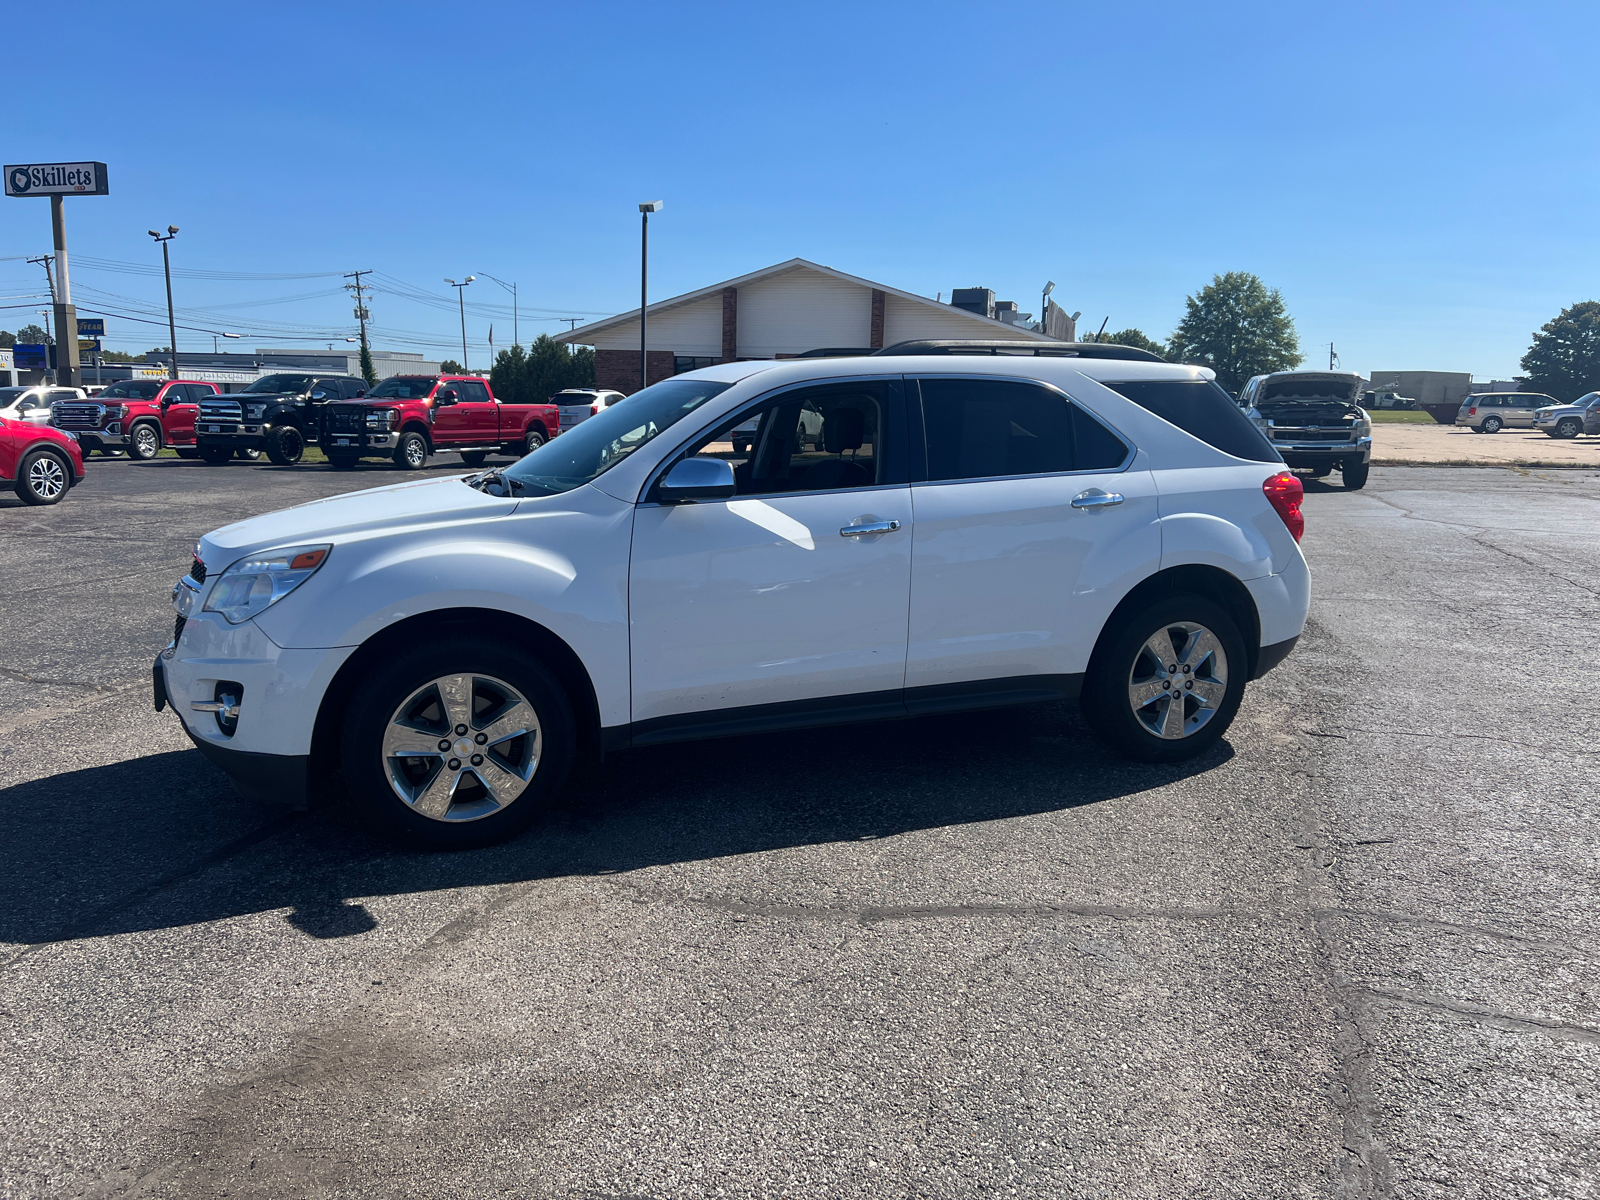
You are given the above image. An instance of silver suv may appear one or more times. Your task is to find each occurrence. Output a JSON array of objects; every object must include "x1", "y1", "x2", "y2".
[
  {"x1": 1455, "y1": 392, "x2": 1557, "y2": 433},
  {"x1": 1531, "y1": 392, "x2": 1600, "y2": 439}
]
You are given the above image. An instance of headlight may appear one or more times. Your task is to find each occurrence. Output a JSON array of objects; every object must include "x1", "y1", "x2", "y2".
[
  {"x1": 366, "y1": 409, "x2": 397, "y2": 429},
  {"x1": 115, "y1": 404, "x2": 130, "y2": 419},
  {"x1": 245, "y1": 403, "x2": 267, "y2": 419},
  {"x1": 203, "y1": 544, "x2": 331, "y2": 625},
  {"x1": 1353, "y1": 418, "x2": 1371, "y2": 436}
]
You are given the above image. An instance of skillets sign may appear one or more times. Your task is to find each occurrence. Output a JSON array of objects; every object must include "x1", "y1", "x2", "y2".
[{"x1": 4, "y1": 162, "x2": 109, "y2": 196}]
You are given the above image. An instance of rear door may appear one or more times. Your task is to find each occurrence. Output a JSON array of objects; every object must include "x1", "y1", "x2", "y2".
[{"x1": 904, "y1": 375, "x2": 1158, "y2": 698}]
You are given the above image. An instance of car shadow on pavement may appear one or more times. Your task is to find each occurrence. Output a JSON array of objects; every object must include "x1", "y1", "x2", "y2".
[{"x1": 0, "y1": 703, "x2": 1232, "y2": 946}]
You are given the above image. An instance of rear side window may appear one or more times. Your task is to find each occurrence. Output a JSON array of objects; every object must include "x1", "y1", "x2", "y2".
[
  {"x1": 916, "y1": 377, "x2": 1129, "y2": 481},
  {"x1": 1101, "y1": 379, "x2": 1280, "y2": 463}
]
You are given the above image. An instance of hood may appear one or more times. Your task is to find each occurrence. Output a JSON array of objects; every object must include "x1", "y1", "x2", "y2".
[
  {"x1": 1535, "y1": 403, "x2": 1580, "y2": 414},
  {"x1": 199, "y1": 474, "x2": 516, "y2": 566}
]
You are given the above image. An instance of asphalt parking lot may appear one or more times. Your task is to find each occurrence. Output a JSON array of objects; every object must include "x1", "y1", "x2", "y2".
[{"x1": 3, "y1": 456, "x2": 1598, "y2": 1199}]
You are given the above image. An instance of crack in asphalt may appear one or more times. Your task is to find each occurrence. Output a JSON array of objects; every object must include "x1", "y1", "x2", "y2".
[{"x1": 1361, "y1": 983, "x2": 1600, "y2": 1046}]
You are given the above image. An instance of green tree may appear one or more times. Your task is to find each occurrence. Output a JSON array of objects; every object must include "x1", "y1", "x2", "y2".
[
  {"x1": 1167, "y1": 272, "x2": 1301, "y2": 394},
  {"x1": 1519, "y1": 300, "x2": 1600, "y2": 402},
  {"x1": 490, "y1": 344, "x2": 529, "y2": 403},
  {"x1": 570, "y1": 344, "x2": 595, "y2": 388},
  {"x1": 1100, "y1": 328, "x2": 1166, "y2": 358},
  {"x1": 0, "y1": 330, "x2": 14, "y2": 348},
  {"x1": 99, "y1": 350, "x2": 146, "y2": 363},
  {"x1": 359, "y1": 340, "x2": 377, "y2": 388},
  {"x1": 17, "y1": 323, "x2": 50, "y2": 346},
  {"x1": 438, "y1": 358, "x2": 464, "y2": 375}
]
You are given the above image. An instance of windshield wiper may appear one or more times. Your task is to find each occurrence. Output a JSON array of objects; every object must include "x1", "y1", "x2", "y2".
[{"x1": 466, "y1": 467, "x2": 525, "y2": 496}]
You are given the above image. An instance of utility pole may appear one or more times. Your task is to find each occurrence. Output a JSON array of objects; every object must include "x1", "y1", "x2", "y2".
[
  {"x1": 1328, "y1": 342, "x2": 1338, "y2": 370},
  {"x1": 27, "y1": 256, "x2": 56, "y2": 382},
  {"x1": 480, "y1": 272, "x2": 518, "y2": 347},
  {"x1": 446, "y1": 277, "x2": 474, "y2": 372},
  {"x1": 561, "y1": 318, "x2": 581, "y2": 334},
  {"x1": 345, "y1": 269, "x2": 373, "y2": 381},
  {"x1": 148, "y1": 228, "x2": 179, "y2": 379},
  {"x1": 638, "y1": 202, "x2": 663, "y2": 391}
]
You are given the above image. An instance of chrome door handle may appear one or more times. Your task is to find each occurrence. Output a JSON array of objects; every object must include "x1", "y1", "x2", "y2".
[
  {"x1": 840, "y1": 519, "x2": 901, "y2": 537},
  {"x1": 1071, "y1": 489, "x2": 1124, "y2": 509}
]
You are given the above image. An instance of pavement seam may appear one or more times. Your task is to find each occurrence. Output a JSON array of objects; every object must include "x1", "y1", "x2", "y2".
[{"x1": 1358, "y1": 983, "x2": 1600, "y2": 1046}]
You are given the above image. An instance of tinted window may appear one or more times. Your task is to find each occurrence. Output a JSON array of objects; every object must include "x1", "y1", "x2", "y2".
[
  {"x1": 99, "y1": 380, "x2": 162, "y2": 400},
  {"x1": 368, "y1": 377, "x2": 436, "y2": 399},
  {"x1": 340, "y1": 379, "x2": 367, "y2": 398},
  {"x1": 456, "y1": 380, "x2": 491, "y2": 403},
  {"x1": 242, "y1": 374, "x2": 314, "y2": 394},
  {"x1": 1101, "y1": 379, "x2": 1280, "y2": 464},
  {"x1": 918, "y1": 378, "x2": 1126, "y2": 480}
]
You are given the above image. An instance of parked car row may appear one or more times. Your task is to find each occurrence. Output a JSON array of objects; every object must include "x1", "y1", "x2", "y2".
[{"x1": 1532, "y1": 391, "x2": 1600, "y2": 439}]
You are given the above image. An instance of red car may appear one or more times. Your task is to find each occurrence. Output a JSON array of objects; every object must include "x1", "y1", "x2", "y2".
[
  {"x1": 51, "y1": 378, "x2": 218, "y2": 460},
  {"x1": 318, "y1": 375, "x2": 559, "y2": 469},
  {"x1": 1, "y1": 415, "x2": 86, "y2": 505}
]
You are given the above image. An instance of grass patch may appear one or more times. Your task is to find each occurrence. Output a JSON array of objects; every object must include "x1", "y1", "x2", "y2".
[{"x1": 1369, "y1": 410, "x2": 1438, "y2": 424}]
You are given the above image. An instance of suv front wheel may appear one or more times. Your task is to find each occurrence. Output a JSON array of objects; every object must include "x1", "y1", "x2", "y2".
[
  {"x1": 15, "y1": 448, "x2": 71, "y2": 505},
  {"x1": 1081, "y1": 593, "x2": 1247, "y2": 763},
  {"x1": 339, "y1": 638, "x2": 575, "y2": 848}
]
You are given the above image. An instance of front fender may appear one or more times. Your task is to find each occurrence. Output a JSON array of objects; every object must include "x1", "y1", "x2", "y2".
[{"x1": 252, "y1": 486, "x2": 636, "y2": 726}]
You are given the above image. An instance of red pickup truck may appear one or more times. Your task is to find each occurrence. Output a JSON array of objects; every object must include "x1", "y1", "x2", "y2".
[
  {"x1": 318, "y1": 375, "x2": 558, "y2": 469},
  {"x1": 51, "y1": 378, "x2": 219, "y2": 460}
]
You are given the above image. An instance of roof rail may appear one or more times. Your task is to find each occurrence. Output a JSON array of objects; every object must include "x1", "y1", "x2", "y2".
[
  {"x1": 791, "y1": 347, "x2": 877, "y2": 358},
  {"x1": 873, "y1": 339, "x2": 1165, "y2": 362}
]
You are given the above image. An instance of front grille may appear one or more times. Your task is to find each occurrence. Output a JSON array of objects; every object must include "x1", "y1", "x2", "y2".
[
  {"x1": 1271, "y1": 428, "x2": 1354, "y2": 442},
  {"x1": 200, "y1": 399, "x2": 243, "y2": 422},
  {"x1": 189, "y1": 557, "x2": 207, "y2": 584},
  {"x1": 323, "y1": 405, "x2": 368, "y2": 433},
  {"x1": 54, "y1": 402, "x2": 106, "y2": 431}
]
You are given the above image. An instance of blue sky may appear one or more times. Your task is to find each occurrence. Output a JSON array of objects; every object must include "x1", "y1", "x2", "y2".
[{"x1": 3, "y1": 0, "x2": 1595, "y2": 380}]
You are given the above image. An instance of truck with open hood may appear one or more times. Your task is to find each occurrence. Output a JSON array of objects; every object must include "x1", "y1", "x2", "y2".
[{"x1": 1237, "y1": 371, "x2": 1372, "y2": 490}]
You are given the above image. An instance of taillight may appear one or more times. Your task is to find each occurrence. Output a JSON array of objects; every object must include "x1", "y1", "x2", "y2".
[
  {"x1": 1468, "y1": 407, "x2": 1477, "y2": 415},
  {"x1": 1262, "y1": 471, "x2": 1304, "y2": 542},
  {"x1": 590, "y1": 404, "x2": 600, "y2": 415}
]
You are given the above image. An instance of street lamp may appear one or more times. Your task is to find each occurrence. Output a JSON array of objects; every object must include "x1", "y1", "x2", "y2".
[
  {"x1": 148, "y1": 226, "x2": 179, "y2": 380},
  {"x1": 213, "y1": 331, "x2": 240, "y2": 353},
  {"x1": 638, "y1": 201, "x2": 663, "y2": 391},
  {"x1": 479, "y1": 272, "x2": 518, "y2": 348},
  {"x1": 445, "y1": 276, "x2": 475, "y2": 371}
]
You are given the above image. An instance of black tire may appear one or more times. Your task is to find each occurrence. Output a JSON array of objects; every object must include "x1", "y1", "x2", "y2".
[
  {"x1": 393, "y1": 430, "x2": 428, "y2": 469},
  {"x1": 175, "y1": 448, "x2": 200, "y2": 460},
  {"x1": 1080, "y1": 593, "x2": 1248, "y2": 764},
  {"x1": 200, "y1": 446, "x2": 233, "y2": 465},
  {"x1": 524, "y1": 428, "x2": 546, "y2": 455},
  {"x1": 459, "y1": 451, "x2": 488, "y2": 467},
  {"x1": 339, "y1": 637, "x2": 575, "y2": 849},
  {"x1": 1555, "y1": 417, "x2": 1581, "y2": 439},
  {"x1": 327, "y1": 453, "x2": 360, "y2": 470},
  {"x1": 237, "y1": 447, "x2": 263, "y2": 461},
  {"x1": 14, "y1": 449, "x2": 71, "y2": 505},
  {"x1": 264, "y1": 424, "x2": 305, "y2": 465},
  {"x1": 1342, "y1": 458, "x2": 1370, "y2": 490},
  {"x1": 128, "y1": 422, "x2": 162, "y2": 461},
  {"x1": 1481, "y1": 415, "x2": 1502, "y2": 434}
]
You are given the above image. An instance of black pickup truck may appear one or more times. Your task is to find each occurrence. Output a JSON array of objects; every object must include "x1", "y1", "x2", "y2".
[{"x1": 194, "y1": 373, "x2": 369, "y2": 465}]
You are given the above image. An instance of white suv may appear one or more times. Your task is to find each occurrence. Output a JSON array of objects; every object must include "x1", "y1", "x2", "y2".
[{"x1": 158, "y1": 350, "x2": 1309, "y2": 848}]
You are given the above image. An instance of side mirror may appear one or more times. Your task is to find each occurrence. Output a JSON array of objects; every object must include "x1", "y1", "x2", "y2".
[
  {"x1": 355, "y1": 389, "x2": 367, "y2": 398},
  {"x1": 658, "y1": 456, "x2": 736, "y2": 504},
  {"x1": 435, "y1": 389, "x2": 458, "y2": 405}
]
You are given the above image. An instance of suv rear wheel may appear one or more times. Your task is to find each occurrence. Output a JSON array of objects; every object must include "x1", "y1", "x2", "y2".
[
  {"x1": 265, "y1": 425, "x2": 305, "y2": 465},
  {"x1": 339, "y1": 638, "x2": 575, "y2": 848},
  {"x1": 129, "y1": 422, "x2": 162, "y2": 460},
  {"x1": 15, "y1": 448, "x2": 70, "y2": 505},
  {"x1": 1081, "y1": 593, "x2": 1247, "y2": 763}
]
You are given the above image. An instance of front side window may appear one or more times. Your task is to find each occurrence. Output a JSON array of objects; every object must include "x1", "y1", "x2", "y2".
[
  {"x1": 680, "y1": 381, "x2": 895, "y2": 496},
  {"x1": 455, "y1": 380, "x2": 491, "y2": 403},
  {"x1": 501, "y1": 377, "x2": 731, "y2": 497},
  {"x1": 368, "y1": 377, "x2": 436, "y2": 400},
  {"x1": 917, "y1": 377, "x2": 1129, "y2": 480}
]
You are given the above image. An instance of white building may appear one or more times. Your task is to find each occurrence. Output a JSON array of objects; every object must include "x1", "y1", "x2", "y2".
[{"x1": 558, "y1": 258, "x2": 1060, "y2": 394}]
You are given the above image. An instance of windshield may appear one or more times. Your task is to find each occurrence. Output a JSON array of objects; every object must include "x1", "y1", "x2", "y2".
[
  {"x1": 97, "y1": 380, "x2": 163, "y2": 400},
  {"x1": 242, "y1": 374, "x2": 314, "y2": 395},
  {"x1": 367, "y1": 377, "x2": 437, "y2": 399},
  {"x1": 500, "y1": 378, "x2": 731, "y2": 497},
  {"x1": 0, "y1": 387, "x2": 28, "y2": 405}
]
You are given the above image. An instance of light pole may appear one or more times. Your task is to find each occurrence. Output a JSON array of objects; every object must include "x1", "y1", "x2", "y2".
[
  {"x1": 149, "y1": 226, "x2": 179, "y2": 379},
  {"x1": 445, "y1": 276, "x2": 475, "y2": 372},
  {"x1": 638, "y1": 201, "x2": 663, "y2": 391},
  {"x1": 1041, "y1": 280, "x2": 1055, "y2": 335},
  {"x1": 480, "y1": 272, "x2": 518, "y2": 347}
]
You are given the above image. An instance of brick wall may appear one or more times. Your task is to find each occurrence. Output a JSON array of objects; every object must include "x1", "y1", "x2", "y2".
[
  {"x1": 722, "y1": 288, "x2": 738, "y2": 361},
  {"x1": 870, "y1": 289, "x2": 885, "y2": 349},
  {"x1": 595, "y1": 348, "x2": 676, "y2": 395}
]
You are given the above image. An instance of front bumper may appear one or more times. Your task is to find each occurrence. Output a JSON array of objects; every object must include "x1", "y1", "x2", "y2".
[
  {"x1": 198, "y1": 424, "x2": 267, "y2": 449},
  {"x1": 1274, "y1": 436, "x2": 1370, "y2": 466},
  {"x1": 323, "y1": 429, "x2": 398, "y2": 453},
  {"x1": 157, "y1": 604, "x2": 354, "y2": 804}
]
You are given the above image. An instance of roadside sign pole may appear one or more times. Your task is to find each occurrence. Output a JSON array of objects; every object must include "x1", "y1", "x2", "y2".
[{"x1": 51, "y1": 194, "x2": 81, "y2": 388}]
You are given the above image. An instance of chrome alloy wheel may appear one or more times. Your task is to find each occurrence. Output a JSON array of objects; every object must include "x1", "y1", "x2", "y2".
[
  {"x1": 381, "y1": 673, "x2": 541, "y2": 822},
  {"x1": 404, "y1": 438, "x2": 426, "y2": 468},
  {"x1": 133, "y1": 424, "x2": 160, "y2": 458},
  {"x1": 27, "y1": 454, "x2": 67, "y2": 500},
  {"x1": 1127, "y1": 621, "x2": 1229, "y2": 740}
]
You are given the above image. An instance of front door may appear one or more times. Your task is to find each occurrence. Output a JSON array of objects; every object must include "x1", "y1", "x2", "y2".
[
  {"x1": 904, "y1": 375, "x2": 1160, "y2": 697},
  {"x1": 628, "y1": 379, "x2": 913, "y2": 727},
  {"x1": 431, "y1": 379, "x2": 498, "y2": 446},
  {"x1": 162, "y1": 385, "x2": 201, "y2": 446}
]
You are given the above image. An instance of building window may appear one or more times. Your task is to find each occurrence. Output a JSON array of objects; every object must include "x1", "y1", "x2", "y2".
[{"x1": 674, "y1": 356, "x2": 715, "y2": 375}]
